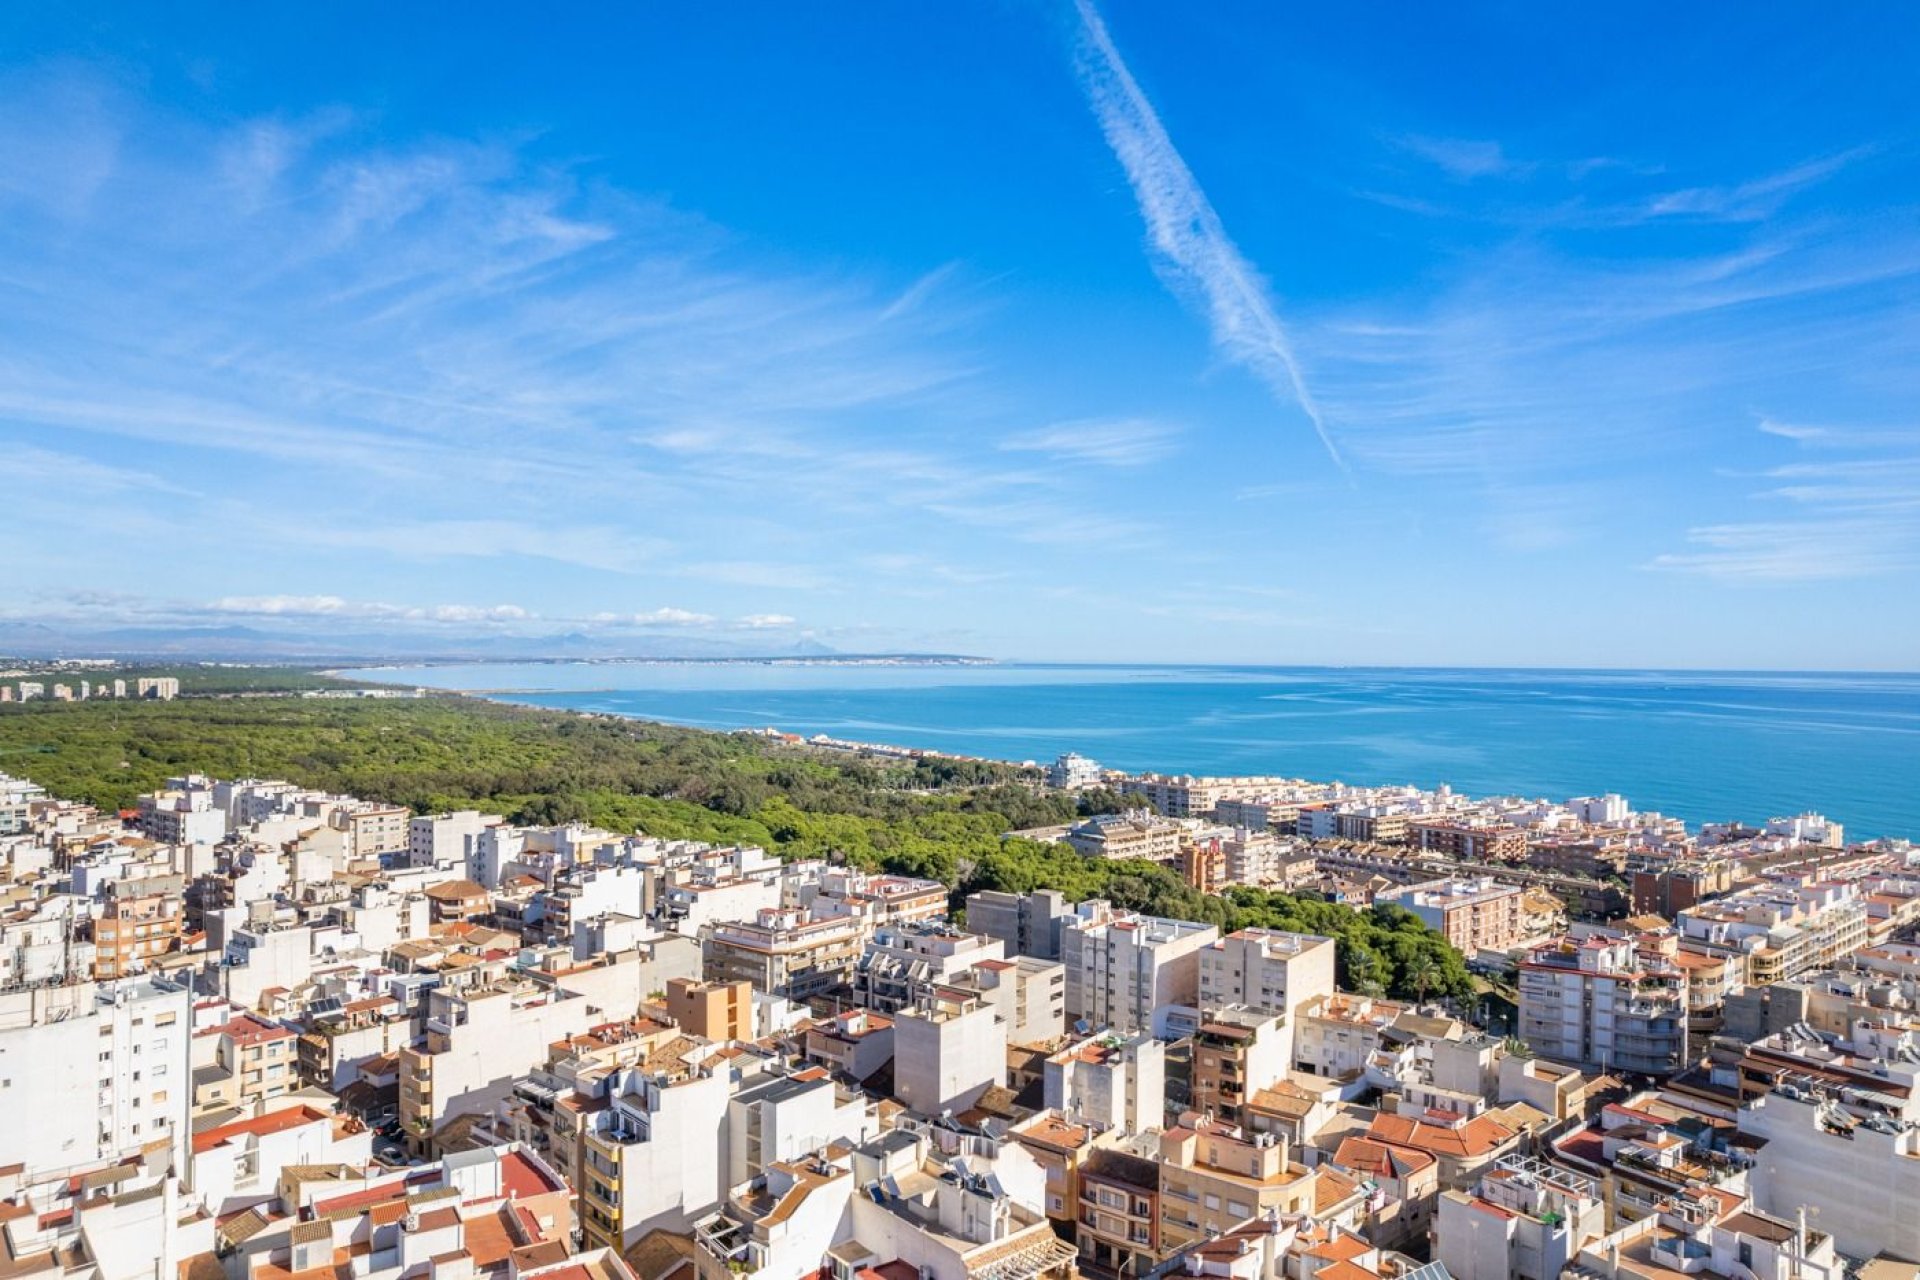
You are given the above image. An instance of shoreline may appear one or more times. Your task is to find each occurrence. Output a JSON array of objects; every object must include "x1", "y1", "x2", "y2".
[{"x1": 436, "y1": 687, "x2": 1917, "y2": 847}]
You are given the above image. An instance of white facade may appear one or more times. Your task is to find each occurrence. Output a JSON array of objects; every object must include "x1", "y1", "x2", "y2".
[
  {"x1": 893, "y1": 998, "x2": 1007, "y2": 1117},
  {"x1": 1197, "y1": 928, "x2": 1337, "y2": 1021},
  {"x1": 0, "y1": 977, "x2": 191, "y2": 1175},
  {"x1": 1060, "y1": 900, "x2": 1218, "y2": 1037},
  {"x1": 408, "y1": 810, "x2": 494, "y2": 869},
  {"x1": 1043, "y1": 1031, "x2": 1165, "y2": 1133}
]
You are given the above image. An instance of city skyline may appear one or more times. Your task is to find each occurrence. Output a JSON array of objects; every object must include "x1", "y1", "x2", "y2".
[{"x1": 3, "y1": 4, "x2": 1918, "y2": 668}]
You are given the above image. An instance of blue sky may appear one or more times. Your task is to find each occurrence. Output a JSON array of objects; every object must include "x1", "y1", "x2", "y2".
[{"x1": 2, "y1": 3, "x2": 1917, "y2": 667}]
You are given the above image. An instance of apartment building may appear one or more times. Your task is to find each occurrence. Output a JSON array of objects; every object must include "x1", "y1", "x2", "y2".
[
  {"x1": 1048, "y1": 752, "x2": 1104, "y2": 789},
  {"x1": 1065, "y1": 812, "x2": 1184, "y2": 862},
  {"x1": 1729, "y1": 1027, "x2": 1920, "y2": 1260},
  {"x1": 92, "y1": 876, "x2": 184, "y2": 980},
  {"x1": 852, "y1": 921, "x2": 1007, "y2": 1013},
  {"x1": 946, "y1": 954, "x2": 1067, "y2": 1045},
  {"x1": 1437, "y1": 1156, "x2": 1606, "y2": 1280},
  {"x1": 337, "y1": 802, "x2": 411, "y2": 859},
  {"x1": 1677, "y1": 883, "x2": 1871, "y2": 988},
  {"x1": 398, "y1": 981, "x2": 596, "y2": 1151},
  {"x1": 893, "y1": 987, "x2": 1007, "y2": 1116},
  {"x1": 0, "y1": 976, "x2": 192, "y2": 1175},
  {"x1": 1377, "y1": 877, "x2": 1530, "y2": 955},
  {"x1": 1060, "y1": 900, "x2": 1218, "y2": 1037},
  {"x1": 1120, "y1": 775, "x2": 1293, "y2": 820},
  {"x1": 965, "y1": 887, "x2": 1073, "y2": 960},
  {"x1": 191, "y1": 1012, "x2": 299, "y2": 1114},
  {"x1": 1156, "y1": 1117, "x2": 1317, "y2": 1254},
  {"x1": 1409, "y1": 819, "x2": 1527, "y2": 861},
  {"x1": 1077, "y1": 1143, "x2": 1163, "y2": 1278},
  {"x1": 700, "y1": 907, "x2": 866, "y2": 1002},
  {"x1": 407, "y1": 809, "x2": 495, "y2": 870},
  {"x1": 1518, "y1": 936, "x2": 1689, "y2": 1075},
  {"x1": 664, "y1": 976, "x2": 752, "y2": 1041},
  {"x1": 135, "y1": 784, "x2": 227, "y2": 846},
  {"x1": 1189, "y1": 1006, "x2": 1291, "y2": 1127},
  {"x1": 1197, "y1": 928, "x2": 1337, "y2": 1022},
  {"x1": 1044, "y1": 1030, "x2": 1166, "y2": 1134}
]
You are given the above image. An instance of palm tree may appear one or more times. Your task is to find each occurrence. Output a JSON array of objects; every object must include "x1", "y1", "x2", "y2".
[{"x1": 1406, "y1": 954, "x2": 1440, "y2": 1006}]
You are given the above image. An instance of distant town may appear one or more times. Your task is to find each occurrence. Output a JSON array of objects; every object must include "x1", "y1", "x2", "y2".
[{"x1": 1, "y1": 693, "x2": 1916, "y2": 1280}]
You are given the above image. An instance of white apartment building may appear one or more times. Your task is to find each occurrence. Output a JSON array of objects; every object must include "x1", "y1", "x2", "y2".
[
  {"x1": 1734, "y1": 1027, "x2": 1920, "y2": 1261},
  {"x1": 398, "y1": 981, "x2": 598, "y2": 1148},
  {"x1": 0, "y1": 976, "x2": 192, "y2": 1175},
  {"x1": 1678, "y1": 883, "x2": 1871, "y2": 988},
  {"x1": 407, "y1": 809, "x2": 496, "y2": 869},
  {"x1": 1060, "y1": 900, "x2": 1218, "y2": 1037},
  {"x1": 1437, "y1": 1156, "x2": 1606, "y2": 1280},
  {"x1": 1043, "y1": 1030, "x2": 1165, "y2": 1133},
  {"x1": 947, "y1": 954, "x2": 1066, "y2": 1045},
  {"x1": 577, "y1": 1047, "x2": 733, "y2": 1249},
  {"x1": 1119, "y1": 774, "x2": 1295, "y2": 819},
  {"x1": 852, "y1": 921, "x2": 1007, "y2": 1013},
  {"x1": 1518, "y1": 936, "x2": 1688, "y2": 1075},
  {"x1": 1197, "y1": 928, "x2": 1337, "y2": 1022},
  {"x1": 136, "y1": 785, "x2": 227, "y2": 847},
  {"x1": 1047, "y1": 752, "x2": 1104, "y2": 789},
  {"x1": 893, "y1": 990, "x2": 1007, "y2": 1116}
]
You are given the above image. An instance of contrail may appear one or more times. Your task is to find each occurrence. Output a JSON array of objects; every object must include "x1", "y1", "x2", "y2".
[{"x1": 1072, "y1": 0, "x2": 1346, "y2": 470}]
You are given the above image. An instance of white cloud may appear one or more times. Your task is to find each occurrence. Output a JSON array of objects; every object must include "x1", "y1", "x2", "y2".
[
  {"x1": 1395, "y1": 135, "x2": 1522, "y2": 181},
  {"x1": 999, "y1": 418, "x2": 1178, "y2": 467},
  {"x1": 588, "y1": 607, "x2": 717, "y2": 628},
  {"x1": 1648, "y1": 421, "x2": 1920, "y2": 582},
  {"x1": 209, "y1": 595, "x2": 535, "y2": 622},
  {"x1": 735, "y1": 613, "x2": 796, "y2": 629},
  {"x1": 1642, "y1": 149, "x2": 1869, "y2": 222},
  {"x1": 1071, "y1": 0, "x2": 1344, "y2": 468}
]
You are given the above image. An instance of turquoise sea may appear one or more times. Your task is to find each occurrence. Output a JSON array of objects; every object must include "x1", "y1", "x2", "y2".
[{"x1": 346, "y1": 663, "x2": 1920, "y2": 841}]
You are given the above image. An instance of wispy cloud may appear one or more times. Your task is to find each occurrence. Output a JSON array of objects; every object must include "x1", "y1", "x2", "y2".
[
  {"x1": 1642, "y1": 149, "x2": 1870, "y2": 222},
  {"x1": 1070, "y1": 0, "x2": 1344, "y2": 469},
  {"x1": 1649, "y1": 420, "x2": 1920, "y2": 582},
  {"x1": 0, "y1": 65, "x2": 1092, "y2": 605},
  {"x1": 5, "y1": 590, "x2": 814, "y2": 640},
  {"x1": 210, "y1": 595, "x2": 533, "y2": 623},
  {"x1": 999, "y1": 418, "x2": 1177, "y2": 467},
  {"x1": 1394, "y1": 135, "x2": 1523, "y2": 181}
]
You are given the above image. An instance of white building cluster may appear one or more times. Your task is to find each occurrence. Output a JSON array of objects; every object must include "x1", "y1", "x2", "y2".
[{"x1": 0, "y1": 753, "x2": 1910, "y2": 1280}]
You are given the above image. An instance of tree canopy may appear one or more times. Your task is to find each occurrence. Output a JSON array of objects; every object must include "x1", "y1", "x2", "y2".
[{"x1": 0, "y1": 692, "x2": 1472, "y2": 1001}]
